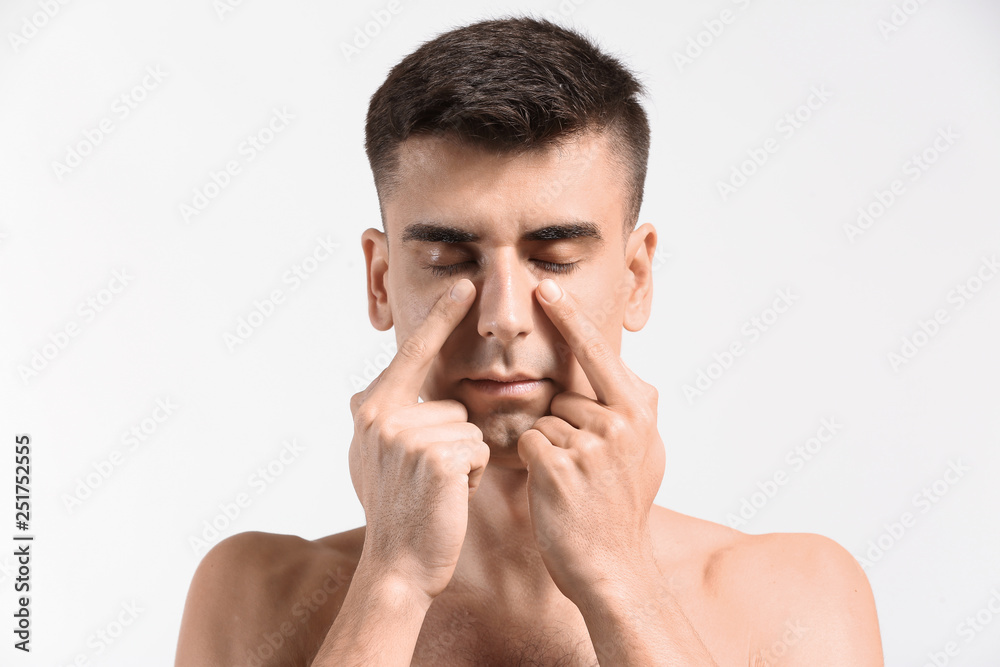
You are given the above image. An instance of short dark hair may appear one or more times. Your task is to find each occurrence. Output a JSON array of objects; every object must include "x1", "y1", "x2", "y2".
[{"x1": 364, "y1": 16, "x2": 650, "y2": 234}]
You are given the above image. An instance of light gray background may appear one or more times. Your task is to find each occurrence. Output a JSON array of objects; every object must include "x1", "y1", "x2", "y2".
[{"x1": 1, "y1": 0, "x2": 998, "y2": 664}]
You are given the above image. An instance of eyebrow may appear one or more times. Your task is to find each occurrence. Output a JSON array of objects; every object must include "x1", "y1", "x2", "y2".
[{"x1": 400, "y1": 221, "x2": 604, "y2": 244}]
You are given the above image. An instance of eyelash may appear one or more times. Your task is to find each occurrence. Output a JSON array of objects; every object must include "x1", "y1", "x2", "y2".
[{"x1": 428, "y1": 260, "x2": 579, "y2": 277}]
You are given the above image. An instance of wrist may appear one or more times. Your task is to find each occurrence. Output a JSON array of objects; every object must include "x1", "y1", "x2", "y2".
[
  {"x1": 574, "y1": 556, "x2": 664, "y2": 617},
  {"x1": 354, "y1": 552, "x2": 435, "y2": 614},
  {"x1": 315, "y1": 554, "x2": 432, "y2": 667}
]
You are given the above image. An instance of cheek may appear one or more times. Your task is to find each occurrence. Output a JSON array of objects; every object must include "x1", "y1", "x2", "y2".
[
  {"x1": 389, "y1": 269, "x2": 441, "y2": 333},
  {"x1": 584, "y1": 290, "x2": 627, "y2": 334},
  {"x1": 395, "y1": 300, "x2": 436, "y2": 347},
  {"x1": 572, "y1": 269, "x2": 629, "y2": 335}
]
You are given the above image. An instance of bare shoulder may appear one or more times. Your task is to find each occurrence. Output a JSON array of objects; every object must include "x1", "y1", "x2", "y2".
[
  {"x1": 175, "y1": 528, "x2": 364, "y2": 667},
  {"x1": 704, "y1": 528, "x2": 884, "y2": 665}
]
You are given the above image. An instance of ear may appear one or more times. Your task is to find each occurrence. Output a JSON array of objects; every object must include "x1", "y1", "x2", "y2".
[
  {"x1": 361, "y1": 227, "x2": 393, "y2": 331},
  {"x1": 623, "y1": 223, "x2": 656, "y2": 332}
]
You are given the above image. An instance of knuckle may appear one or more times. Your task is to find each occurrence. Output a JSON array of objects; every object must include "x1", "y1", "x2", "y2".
[
  {"x1": 547, "y1": 451, "x2": 574, "y2": 475},
  {"x1": 354, "y1": 403, "x2": 379, "y2": 430},
  {"x1": 459, "y1": 439, "x2": 486, "y2": 466},
  {"x1": 397, "y1": 335, "x2": 428, "y2": 362},
  {"x1": 603, "y1": 414, "x2": 629, "y2": 439},
  {"x1": 568, "y1": 431, "x2": 598, "y2": 452},
  {"x1": 428, "y1": 446, "x2": 458, "y2": 472},
  {"x1": 350, "y1": 388, "x2": 364, "y2": 405},
  {"x1": 476, "y1": 439, "x2": 491, "y2": 460},
  {"x1": 518, "y1": 428, "x2": 540, "y2": 448},
  {"x1": 377, "y1": 413, "x2": 403, "y2": 441},
  {"x1": 533, "y1": 415, "x2": 558, "y2": 431},
  {"x1": 558, "y1": 300, "x2": 579, "y2": 323},
  {"x1": 580, "y1": 336, "x2": 613, "y2": 365},
  {"x1": 635, "y1": 404, "x2": 655, "y2": 425}
]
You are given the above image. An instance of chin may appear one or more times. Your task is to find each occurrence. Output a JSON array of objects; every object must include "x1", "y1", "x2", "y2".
[{"x1": 469, "y1": 408, "x2": 544, "y2": 453}]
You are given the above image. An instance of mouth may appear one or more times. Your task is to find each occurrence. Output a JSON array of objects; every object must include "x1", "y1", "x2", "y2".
[{"x1": 462, "y1": 375, "x2": 548, "y2": 397}]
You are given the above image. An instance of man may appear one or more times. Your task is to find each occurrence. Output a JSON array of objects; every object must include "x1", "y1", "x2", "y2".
[{"x1": 176, "y1": 17, "x2": 883, "y2": 666}]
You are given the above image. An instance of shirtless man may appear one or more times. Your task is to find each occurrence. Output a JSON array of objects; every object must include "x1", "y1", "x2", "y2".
[{"x1": 175, "y1": 17, "x2": 883, "y2": 666}]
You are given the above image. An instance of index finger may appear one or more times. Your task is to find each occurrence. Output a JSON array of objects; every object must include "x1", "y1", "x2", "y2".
[
  {"x1": 535, "y1": 278, "x2": 631, "y2": 406},
  {"x1": 376, "y1": 278, "x2": 476, "y2": 405}
]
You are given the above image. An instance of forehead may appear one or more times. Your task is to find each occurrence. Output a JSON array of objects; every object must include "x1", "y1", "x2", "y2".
[{"x1": 384, "y1": 130, "x2": 628, "y2": 243}]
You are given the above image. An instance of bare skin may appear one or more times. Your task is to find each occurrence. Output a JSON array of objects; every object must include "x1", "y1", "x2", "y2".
[{"x1": 175, "y1": 131, "x2": 884, "y2": 666}]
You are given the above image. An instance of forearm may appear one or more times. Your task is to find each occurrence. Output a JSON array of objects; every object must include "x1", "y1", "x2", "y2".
[
  {"x1": 311, "y1": 559, "x2": 432, "y2": 667},
  {"x1": 578, "y1": 565, "x2": 718, "y2": 666}
]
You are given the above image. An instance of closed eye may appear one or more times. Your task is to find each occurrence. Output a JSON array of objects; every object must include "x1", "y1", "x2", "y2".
[{"x1": 427, "y1": 260, "x2": 579, "y2": 277}]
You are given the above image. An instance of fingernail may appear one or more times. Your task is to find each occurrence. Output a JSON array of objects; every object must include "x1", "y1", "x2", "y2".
[
  {"x1": 538, "y1": 279, "x2": 561, "y2": 303},
  {"x1": 450, "y1": 279, "x2": 473, "y2": 301}
]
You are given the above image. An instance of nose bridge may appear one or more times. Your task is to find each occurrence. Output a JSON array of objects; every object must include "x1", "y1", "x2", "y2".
[{"x1": 477, "y1": 246, "x2": 534, "y2": 341}]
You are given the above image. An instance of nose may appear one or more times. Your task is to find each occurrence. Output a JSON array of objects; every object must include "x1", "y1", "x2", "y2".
[{"x1": 475, "y1": 247, "x2": 535, "y2": 343}]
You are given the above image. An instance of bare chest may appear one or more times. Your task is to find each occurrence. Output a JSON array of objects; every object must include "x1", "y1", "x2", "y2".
[{"x1": 409, "y1": 603, "x2": 599, "y2": 667}]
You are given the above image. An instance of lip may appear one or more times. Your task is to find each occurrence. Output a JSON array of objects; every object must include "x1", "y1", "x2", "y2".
[{"x1": 462, "y1": 377, "x2": 547, "y2": 397}]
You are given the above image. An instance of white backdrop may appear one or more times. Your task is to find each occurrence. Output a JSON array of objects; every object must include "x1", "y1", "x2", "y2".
[{"x1": 1, "y1": 0, "x2": 998, "y2": 664}]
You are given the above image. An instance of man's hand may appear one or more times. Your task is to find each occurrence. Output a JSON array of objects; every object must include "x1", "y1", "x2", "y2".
[
  {"x1": 517, "y1": 278, "x2": 666, "y2": 604},
  {"x1": 348, "y1": 278, "x2": 490, "y2": 602}
]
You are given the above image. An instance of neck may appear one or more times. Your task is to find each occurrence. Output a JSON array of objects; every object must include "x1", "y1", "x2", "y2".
[{"x1": 450, "y1": 460, "x2": 570, "y2": 614}]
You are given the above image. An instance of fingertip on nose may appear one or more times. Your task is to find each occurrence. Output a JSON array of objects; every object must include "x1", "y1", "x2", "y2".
[
  {"x1": 537, "y1": 279, "x2": 562, "y2": 303},
  {"x1": 450, "y1": 278, "x2": 475, "y2": 301}
]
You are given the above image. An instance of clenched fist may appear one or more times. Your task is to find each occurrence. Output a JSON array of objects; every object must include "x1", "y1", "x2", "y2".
[{"x1": 348, "y1": 278, "x2": 490, "y2": 601}]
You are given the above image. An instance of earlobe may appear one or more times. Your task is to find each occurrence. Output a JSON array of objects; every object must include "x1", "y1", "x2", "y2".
[
  {"x1": 623, "y1": 223, "x2": 656, "y2": 332},
  {"x1": 361, "y1": 228, "x2": 393, "y2": 331}
]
